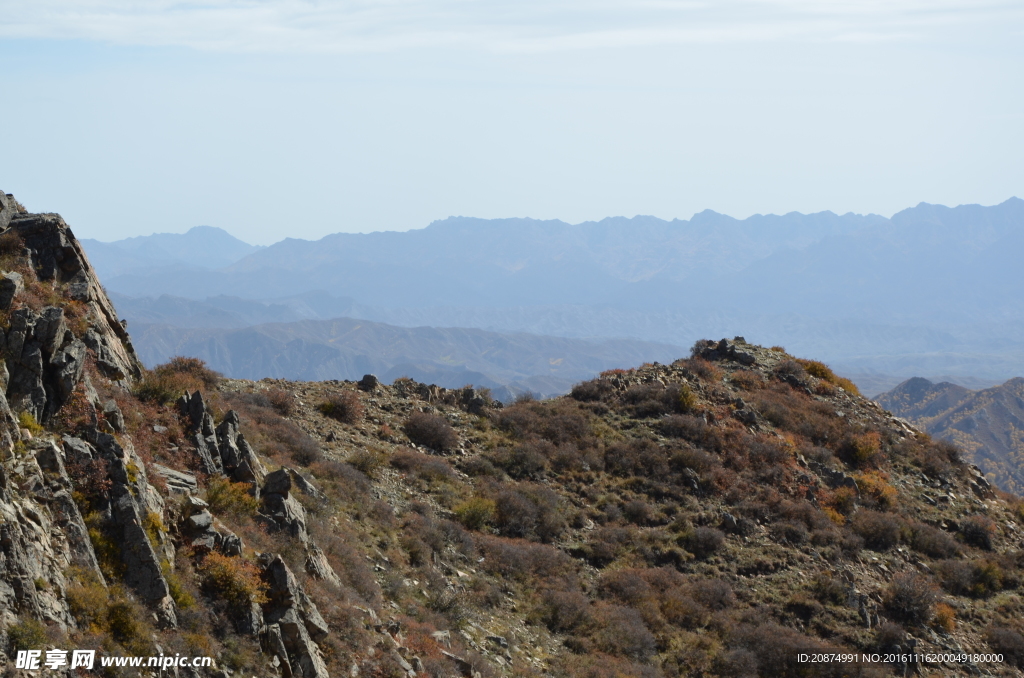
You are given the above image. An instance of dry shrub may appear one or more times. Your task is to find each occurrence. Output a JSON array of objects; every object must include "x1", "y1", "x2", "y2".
[
  {"x1": 853, "y1": 471, "x2": 897, "y2": 509},
  {"x1": 492, "y1": 486, "x2": 565, "y2": 542},
  {"x1": 960, "y1": 514, "x2": 997, "y2": 550},
  {"x1": 730, "y1": 370, "x2": 765, "y2": 390},
  {"x1": 199, "y1": 553, "x2": 269, "y2": 609},
  {"x1": 935, "y1": 559, "x2": 1004, "y2": 598},
  {"x1": 265, "y1": 388, "x2": 295, "y2": 415},
  {"x1": 796, "y1": 359, "x2": 860, "y2": 395},
  {"x1": 390, "y1": 448, "x2": 454, "y2": 481},
  {"x1": 750, "y1": 384, "x2": 845, "y2": 447},
  {"x1": 206, "y1": 478, "x2": 259, "y2": 519},
  {"x1": 841, "y1": 432, "x2": 883, "y2": 468},
  {"x1": 811, "y1": 572, "x2": 849, "y2": 605},
  {"x1": 681, "y1": 526, "x2": 725, "y2": 558},
  {"x1": 883, "y1": 573, "x2": 937, "y2": 625},
  {"x1": 570, "y1": 379, "x2": 614, "y2": 402},
  {"x1": 771, "y1": 521, "x2": 809, "y2": 546},
  {"x1": 540, "y1": 589, "x2": 593, "y2": 632},
  {"x1": 987, "y1": 627, "x2": 1024, "y2": 668},
  {"x1": 933, "y1": 602, "x2": 956, "y2": 632},
  {"x1": 136, "y1": 357, "x2": 221, "y2": 404},
  {"x1": 347, "y1": 449, "x2": 385, "y2": 478},
  {"x1": 659, "y1": 415, "x2": 721, "y2": 451},
  {"x1": 404, "y1": 412, "x2": 458, "y2": 451},
  {"x1": 850, "y1": 510, "x2": 905, "y2": 551},
  {"x1": 454, "y1": 497, "x2": 496, "y2": 530},
  {"x1": 590, "y1": 604, "x2": 657, "y2": 662},
  {"x1": 586, "y1": 526, "x2": 638, "y2": 567},
  {"x1": 492, "y1": 399, "x2": 593, "y2": 446},
  {"x1": 683, "y1": 358, "x2": 722, "y2": 383},
  {"x1": 619, "y1": 382, "x2": 695, "y2": 418},
  {"x1": 909, "y1": 522, "x2": 960, "y2": 558},
  {"x1": 318, "y1": 391, "x2": 364, "y2": 424},
  {"x1": 728, "y1": 622, "x2": 879, "y2": 678},
  {"x1": 476, "y1": 535, "x2": 571, "y2": 580},
  {"x1": 605, "y1": 438, "x2": 669, "y2": 478},
  {"x1": 494, "y1": 439, "x2": 551, "y2": 478}
]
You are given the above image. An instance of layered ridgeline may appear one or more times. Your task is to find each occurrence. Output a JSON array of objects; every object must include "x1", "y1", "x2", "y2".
[
  {"x1": 4, "y1": 192, "x2": 1024, "y2": 678},
  {"x1": 877, "y1": 378, "x2": 1024, "y2": 496},
  {"x1": 85, "y1": 198, "x2": 1024, "y2": 391}
]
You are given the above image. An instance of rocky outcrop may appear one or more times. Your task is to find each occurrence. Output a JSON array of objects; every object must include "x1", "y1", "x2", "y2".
[
  {"x1": 181, "y1": 496, "x2": 244, "y2": 556},
  {"x1": 259, "y1": 470, "x2": 307, "y2": 542},
  {"x1": 259, "y1": 554, "x2": 330, "y2": 678},
  {"x1": 7, "y1": 210, "x2": 142, "y2": 384}
]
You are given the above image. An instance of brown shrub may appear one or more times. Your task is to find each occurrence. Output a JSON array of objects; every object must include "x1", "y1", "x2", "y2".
[
  {"x1": 909, "y1": 522, "x2": 960, "y2": 558},
  {"x1": 493, "y1": 486, "x2": 565, "y2": 542},
  {"x1": 198, "y1": 553, "x2": 269, "y2": 610},
  {"x1": 570, "y1": 379, "x2": 614, "y2": 402},
  {"x1": 987, "y1": 627, "x2": 1024, "y2": 668},
  {"x1": 935, "y1": 559, "x2": 1004, "y2": 598},
  {"x1": 960, "y1": 514, "x2": 997, "y2": 550},
  {"x1": 681, "y1": 526, "x2": 725, "y2": 559},
  {"x1": 540, "y1": 589, "x2": 593, "y2": 632},
  {"x1": 590, "y1": 604, "x2": 657, "y2": 662},
  {"x1": 389, "y1": 448, "x2": 454, "y2": 481},
  {"x1": 136, "y1": 357, "x2": 221, "y2": 404},
  {"x1": 404, "y1": 412, "x2": 458, "y2": 451},
  {"x1": 494, "y1": 439, "x2": 550, "y2": 478},
  {"x1": 883, "y1": 573, "x2": 937, "y2": 625},
  {"x1": 689, "y1": 578, "x2": 735, "y2": 610},
  {"x1": 605, "y1": 438, "x2": 669, "y2": 478},
  {"x1": 476, "y1": 535, "x2": 571, "y2": 580},
  {"x1": 850, "y1": 510, "x2": 905, "y2": 551},
  {"x1": 659, "y1": 415, "x2": 721, "y2": 451},
  {"x1": 318, "y1": 391, "x2": 364, "y2": 424}
]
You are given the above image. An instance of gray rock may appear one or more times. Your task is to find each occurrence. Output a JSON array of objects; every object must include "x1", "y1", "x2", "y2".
[
  {"x1": 260, "y1": 492, "x2": 308, "y2": 542},
  {"x1": 62, "y1": 435, "x2": 95, "y2": 461},
  {"x1": 305, "y1": 542, "x2": 342, "y2": 587},
  {"x1": 152, "y1": 463, "x2": 199, "y2": 494},
  {"x1": 263, "y1": 469, "x2": 292, "y2": 497},
  {"x1": 187, "y1": 510, "x2": 214, "y2": 532},
  {"x1": 102, "y1": 400, "x2": 124, "y2": 433},
  {"x1": 110, "y1": 492, "x2": 177, "y2": 627},
  {"x1": 286, "y1": 467, "x2": 325, "y2": 501},
  {"x1": 0, "y1": 271, "x2": 24, "y2": 310},
  {"x1": 358, "y1": 374, "x2": 379, "y2": 391}
]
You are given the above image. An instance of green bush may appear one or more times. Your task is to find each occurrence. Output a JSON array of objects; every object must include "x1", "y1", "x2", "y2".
[
  {"x1": 6, "y1": 618, "x2": 47, "y2": 653},
  {"x1": 454, "y1": 497, "x2": 496, "y2": 530}
]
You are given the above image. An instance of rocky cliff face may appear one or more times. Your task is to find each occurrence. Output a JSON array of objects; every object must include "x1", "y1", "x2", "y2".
[{"x1": 3, "y1": 192, "x2": 1024, "y2": 678}]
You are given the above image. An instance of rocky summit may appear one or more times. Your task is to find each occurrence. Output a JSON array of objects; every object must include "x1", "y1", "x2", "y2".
[{"x1": 2, "y1": 191, "x2": 1024, "y2": 678}]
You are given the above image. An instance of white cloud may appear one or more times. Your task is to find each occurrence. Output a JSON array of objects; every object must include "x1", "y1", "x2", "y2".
[{"x1": 0, "y1": 0, "x2": 1019, "y2": 53}]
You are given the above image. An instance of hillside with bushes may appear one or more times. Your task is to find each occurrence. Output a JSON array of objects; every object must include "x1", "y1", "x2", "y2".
[
  {"x1": 3, "y1": 191, "x2": 1024, "y2": 677},
  {"x1": 877, "y1": 377, "x2": 1024, "y2": 496}
]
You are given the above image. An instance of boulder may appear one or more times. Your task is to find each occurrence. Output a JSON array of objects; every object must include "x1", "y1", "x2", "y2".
[
  {"x1": 0, "y1": 271, "x2": 24, "y2": 310},
  {"x1": 305, "y1": 542, "x2": 342, "y2": 587},
  {"x1": 263, "y1": 468, "x2": 292, "y2": 497},
  {"x1": 151, "y1": 463, "x2": 199, "y2": 495}
]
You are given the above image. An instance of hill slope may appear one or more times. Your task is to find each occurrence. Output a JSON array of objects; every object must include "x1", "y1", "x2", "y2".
[
  {"x1": 3, "y1": 190, "x2": 1024, "y2": 678},
  {"x1": 878, "y1": 377, "x2": 1024, "y2": 494}
]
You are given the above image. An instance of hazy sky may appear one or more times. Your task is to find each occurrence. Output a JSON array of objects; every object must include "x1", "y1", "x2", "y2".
[{"x1": 1, "y1": 1, "x2": 1022, "y2": 244}]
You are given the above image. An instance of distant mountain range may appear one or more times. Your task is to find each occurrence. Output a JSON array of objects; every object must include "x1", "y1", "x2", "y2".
[
  {"x1": 81, "y1": 226, "x2": 263, "y2": 276},
  {"x1": 876, "y1": 377, "x2": 1024, "y2": 494},
  {"x1": 83, "y1": 198, "x2": 1024, "y2": 395},
  {"x1": 129, "y1": 317, "x2": 686, "y2": 401}
]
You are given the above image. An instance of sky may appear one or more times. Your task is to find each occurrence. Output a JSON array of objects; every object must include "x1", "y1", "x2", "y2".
[{"x1": 1, "y1": 1, "x2": 1022, "y2": 245}]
